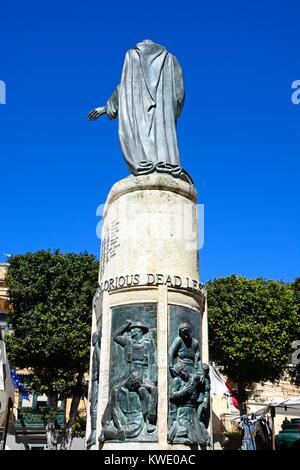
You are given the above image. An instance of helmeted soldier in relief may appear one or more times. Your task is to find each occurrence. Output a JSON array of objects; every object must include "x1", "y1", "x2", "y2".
[{"x1": 113, "y1": 319, "x2": 156, "y2": 383}]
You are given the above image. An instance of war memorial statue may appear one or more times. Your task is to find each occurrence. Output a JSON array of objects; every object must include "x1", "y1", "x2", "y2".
[
  {"x1": 86, "y1": 40, "x2": 209, "y2": 449},
  {"x1": 88, "y1": 39, "x2": 193, "y2": 184}
]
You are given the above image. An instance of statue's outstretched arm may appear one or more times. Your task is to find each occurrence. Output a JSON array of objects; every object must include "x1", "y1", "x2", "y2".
[
  {"x1": 113, "y1": 319, "x2": 131, "y2": 346},
  {"x1": 87, "y1": 106, "x2": 106, "y2": 121},
  {"x1": 87, "y1": 85, "x2": 119, "y2": 121}
]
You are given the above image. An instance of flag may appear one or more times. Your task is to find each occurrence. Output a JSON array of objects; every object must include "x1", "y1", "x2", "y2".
[
  {"x1": 225, "y1": 381, "x2": 239, "y2": 410},
  {"x1": 209, "y1": 364, "x2": 239, "y2": 412},
  {"x1": 10, "y1": 368, "x2": 29, "y2": 400}
]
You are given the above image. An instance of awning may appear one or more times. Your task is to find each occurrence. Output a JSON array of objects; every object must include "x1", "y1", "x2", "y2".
[{"x1": 253, "y1": 397, "x2": 300, "y2": 418}]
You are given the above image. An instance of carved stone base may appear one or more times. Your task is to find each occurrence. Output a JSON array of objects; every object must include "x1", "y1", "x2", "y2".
[{"x1": 85, "y1": 174, "x2": 209, "y2": 450}]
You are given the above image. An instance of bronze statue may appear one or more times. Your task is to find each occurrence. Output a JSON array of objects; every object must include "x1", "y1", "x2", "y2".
[
  {"x1": 88, "y1": 39, "x2": 192, "y2": 184},
  {"x1": 169, "y1": 322, "x2": 203, "y2": 377},
  {"x1": 99, "y1": 373, "x2": 157, "y2": 442},
  {"x1": 86, "y1": 331, "x2": 101, "y2": 448},
  {"x1": 197, "y1": 363, "x2": 211, "y2": 429},
  {"x1": 168, "y1": 364, "x2": 210, "y2": 446},
  {"x1": 113, "y1": 319, "x2": 156, "y2": 383}
]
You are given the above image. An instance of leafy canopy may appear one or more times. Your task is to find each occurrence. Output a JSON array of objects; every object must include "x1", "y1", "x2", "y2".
[
  {"x1": 5, "y1": 250, "x2": 99, "y2": 397},
  {"x1": 207, "y1": 275, "x2": 300, "y2": 402}
]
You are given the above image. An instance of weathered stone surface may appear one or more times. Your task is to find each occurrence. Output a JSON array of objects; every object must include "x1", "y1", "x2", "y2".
[
  {"x1": 85, "y1": 175, "x2": 209, "y2": 450},
  {"x1": 98, "y1": 174, "x2": 199, "y2": 285}
]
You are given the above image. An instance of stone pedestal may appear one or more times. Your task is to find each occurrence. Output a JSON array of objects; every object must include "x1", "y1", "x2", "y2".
[{"x1": 86, "y1": 174, "x2": 208, "y2": 450}]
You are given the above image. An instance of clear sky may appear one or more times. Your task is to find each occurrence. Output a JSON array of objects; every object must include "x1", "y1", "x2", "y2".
[{"x1": 0, "y1": 0, "x2": 299, "y2": 283}]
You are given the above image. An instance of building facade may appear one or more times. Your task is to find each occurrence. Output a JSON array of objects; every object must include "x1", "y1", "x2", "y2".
[{"x1": 0, "y1": 264, "x2": 12, "y2": 336}]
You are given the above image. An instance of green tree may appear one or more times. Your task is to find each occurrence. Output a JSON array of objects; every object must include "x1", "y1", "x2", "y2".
[
  {"x1": 207, "y1": 275, "x2": 300, "y2": 411},
  {"x1": 5, "y1": 250, "x2": 98, "y2": 449},
  {"x1": 290, "y1": 277, "x2": 300, "y2": 385}
]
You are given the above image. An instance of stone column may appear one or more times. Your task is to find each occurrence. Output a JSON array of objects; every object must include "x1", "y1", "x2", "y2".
[{"x1": 85, "y1": 174, "x2": 208, "y2": 450}]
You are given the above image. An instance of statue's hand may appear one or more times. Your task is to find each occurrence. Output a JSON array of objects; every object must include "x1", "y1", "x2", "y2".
[{"x1": 88, "y1": 107, "x2": 106, "y2": 121}]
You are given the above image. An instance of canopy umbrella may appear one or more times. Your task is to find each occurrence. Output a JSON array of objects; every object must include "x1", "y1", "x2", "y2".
[{"x1": 249, "y1": 397, "x2": 300, "y2": 419}]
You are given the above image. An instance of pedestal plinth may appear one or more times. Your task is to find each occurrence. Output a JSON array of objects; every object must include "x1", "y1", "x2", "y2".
[{"x1": 86, "y1": 174, "x2": 209, "y2": 450}]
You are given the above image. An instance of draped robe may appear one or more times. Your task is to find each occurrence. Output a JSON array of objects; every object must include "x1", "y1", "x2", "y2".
[{"x1": 106, "y1": 41, "x2": 192, "y2": 184}]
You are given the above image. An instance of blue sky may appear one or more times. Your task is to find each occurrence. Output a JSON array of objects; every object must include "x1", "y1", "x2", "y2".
[{"x1": 0, "y1": 0, "x2": 299, "y2": 283}]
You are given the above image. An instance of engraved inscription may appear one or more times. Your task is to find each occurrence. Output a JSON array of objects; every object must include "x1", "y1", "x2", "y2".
[{"x1": 99, "y1": 220, "x2": 121, "y2": 280}]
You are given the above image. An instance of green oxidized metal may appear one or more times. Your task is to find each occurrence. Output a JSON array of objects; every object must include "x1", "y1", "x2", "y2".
[{"x1": 275, "y1": 418, "x2": 300, "y2": 450}]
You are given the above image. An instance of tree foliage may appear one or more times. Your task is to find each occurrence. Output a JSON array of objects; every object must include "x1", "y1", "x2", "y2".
[
  {"x1": 207, "y1": 275, "x2": 300, "y2": 404},
  {"x1": 290, "y1": 277, "x2": 300, "y2": 385},
  {"x1": 5, "y1": 250, "x2": 98, "y2": 397}
]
